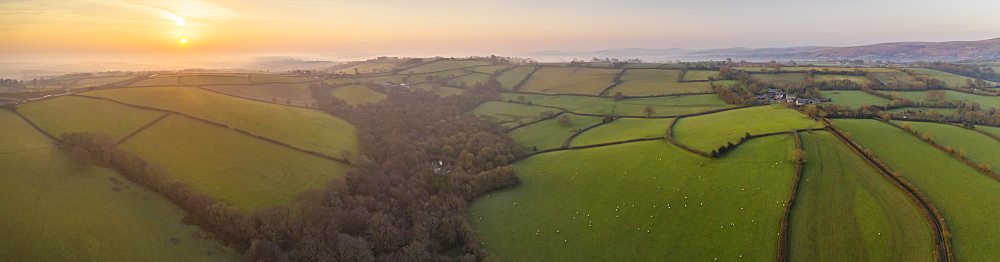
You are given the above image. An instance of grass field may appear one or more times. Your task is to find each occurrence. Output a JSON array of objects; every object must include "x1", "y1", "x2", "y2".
[
  {"x1": 570, "y1": 118, "x2": 673, "y2": 146},
  {"x1": 336, "y1": 62, "x2": 398, "y2": 74},
  {"x1": 330, "y1": 85, "x2": 386, "y2": 106},
  {"x1": 412, "y1": 83, "x2": 465, "y2": 97},
  {"x1": 907, "y1": 68, "x2": 998, "y2": 87},
  {"x1": 75, "y1": 75, "x2": 137, "y2": 87},
  {"x1": 813, "y1": 75, "x2": 872, "y2": 84},
  {"x1": 870, "y1": 71, "x2": 917, "y2": 85},
  {"x1": 673, "y1": 106, "x2": 822, "y2": 152},
  {"x1": 249, "y1": 74, "x2": 315, "y2": 84},
  {"x1": 893, "y1": 90, "x2": 1000, "y2": 109},
  {"x1": 496, "y1": 66, "x2": 536, "y2": 90},
  {"x1": 833, "y1": 119, "x2": 1000, "y2": 261},
  {"x1": 789, "y1": 131, "x2": 933, "y2": 261},
  {"x1": 130, "y1": 76, "x2": 180, "y2": 86},
  {"x1": 755, "y1": 73, "x2": 809, "y2": 85},
  {"x1": 201, "y1": 83, "x2": 316, "y2": 107},
  {"x1": 821, "y1": 91, "x2": 890, "y2": 108},
  {"x1": 406, "y1": 60, "x2": 493, "y2": 74},
  {"x1": 323, "y1": 78, "x2": 360, "y2": 85},
  {"x1": 682, "y1": 70, "x2": 720, "y2": 81},
  {"x1": 469, "y1": 136, "x2": 796, "y2": 260},
  {"x1": 509, "y1": 114, "x2": 603, "y2": 151},
  {"x1": 885, "y1": 107, "x2": 958, "y2": 115},
  {"x1": 85, "y1": 86, "x2": 358, "y2": 156},
  {"x1": 518, "y1": 67, "x2": 620, "y2": 95},
  {"x1": 405, "y1": 69, "x2": 468, "y2": 83},
  {"x1": 0, "y1": 110, "x2": 234, "y2": 261},
  {"x1": 472, "y1": 101, "x2": 558, "y2": 128},
  {"x1": 470, "y1": 65, "x2": 509, "y2": 74},
  {"x1": 979, "y1": 125, "x2": 1000, "y2": 137},
  {"x1": 775, "y1": 67, "x2": 899, "y2": 73},
  {"x1": 500, "y1": 93, "x2": 730, "y2": 117},
  {"x1": 17, "y1": 96, "x2": 165, "y2": 139},
  {"x1": 122, "y1": 114, "x2": 350, "y2": 210},
  {"x1": 353, "y1": 74, "x2": 408, "y2": 84},
  {"x1": 607, "y1": 69, "x2": 712, "y2": 96},
  {"x1": 616, "y1": 63, "x2": 666, "y2": 68},
  {"x1": 178, "y1": 75, "x2": 252, "y2": 85},
  {"x1": 893, "y1": 121, "x2": 1000, "y2": 171},
  {"x1": 446, "y1": 73, "x2": 491, "y2": 87}
]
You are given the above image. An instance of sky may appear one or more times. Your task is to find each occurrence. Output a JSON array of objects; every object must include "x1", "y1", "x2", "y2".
[{"x1": 2, "y1": 0, "x2": 1000, "y2": 64}]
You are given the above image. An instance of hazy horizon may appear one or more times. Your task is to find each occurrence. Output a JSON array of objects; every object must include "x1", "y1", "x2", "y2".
[{"x1": 3, "y1": 0, "x2": 1000, "y2": 65}]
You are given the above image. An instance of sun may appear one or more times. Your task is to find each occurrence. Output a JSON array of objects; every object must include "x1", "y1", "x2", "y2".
[{"x1": 179, "y1": 36, "x2": 188, "y2": 45}]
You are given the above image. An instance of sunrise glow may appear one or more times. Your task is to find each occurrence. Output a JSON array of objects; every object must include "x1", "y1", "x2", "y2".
[{"x1": 179, "y1": 37, "x2": 188, "y2": 44}]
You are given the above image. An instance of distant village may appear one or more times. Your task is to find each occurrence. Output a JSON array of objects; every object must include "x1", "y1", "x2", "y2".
[{"x1": 756, "y1": 88, "x2": 821, "y2": 106}]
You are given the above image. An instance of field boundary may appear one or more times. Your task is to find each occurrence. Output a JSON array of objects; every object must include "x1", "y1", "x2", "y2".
[
  {"x1": 525, "y1": 137, "x2": 663, "y2": 157},
  {"x1": 597, "y1": 69, "x2": 627, "y2": 96},
  {"x1": 776, "y1": 131, "x2": 804, "y2": 262},
  {"x1": 881, "y1": 120, "x2": 999, "y2": 181},
  {"x1": 195, "y1": 86, "x2": 316, "y2": 109},
  {"x1": 511, "y1": 66, "x2": 542, "y2": 92},
  {"x1": 70, "y1": 94, "x2": 353, "y2": 165},
  {"x1": 511, "y1": 90, "x2": 716, "y2": 99},
  {"x1": 823, "y1": 120, "x2": 953, "y2": 262},
  {"x1": 561, "y1": 120, "x2": 611, "y2": 147},
  {"x1": 504, "y1": 111, "x2": 566, "y2": 132},
  {"x1": 7, "y1": 107, "x2": 61, "y2": 142},
  {"x1": 968, "y1": 126, "x2": 1000, "y2": 141},
  {"x1": 117, "y1": 112, "x2": 171, "y2": 144}
]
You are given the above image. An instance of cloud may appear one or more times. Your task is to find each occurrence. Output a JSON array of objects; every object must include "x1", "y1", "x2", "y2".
[{"x1": 88, "y1": 0, "x2": 238, "y2": 26}]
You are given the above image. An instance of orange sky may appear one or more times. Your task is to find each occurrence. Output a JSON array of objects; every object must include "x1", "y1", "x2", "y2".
[{"x1": 2, "y1": 0, "x2": 1000, "y2": 63}]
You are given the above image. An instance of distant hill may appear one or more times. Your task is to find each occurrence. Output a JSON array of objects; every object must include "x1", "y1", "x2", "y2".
[{"x1": 526, "y1": 37, "x2": 1000, "y2": 62}]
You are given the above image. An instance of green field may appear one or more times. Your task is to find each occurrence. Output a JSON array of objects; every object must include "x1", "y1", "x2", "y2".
[
  {"x1": 446, "y1": 73, "x2": 491, "y2": 87},
  {"x1": 821, "y1": 91, "x2": 890, "y2": 108},
  {"x1": 472, "y1": 101, "x2": 559, "y2": 128},
  {"x1": 353, "y1": 74, "x2": 408, "y2": 84},
  {"x1": 886, "y1": 107, "x2": 958, "y2": 115},
  {"x1": 337, "y1": 62, "x2": 398, "y2": 74},
  {"x1": 84, "y1": 86, "x2": 358, "y2": 156},
  {"x1": 755, "y1": 73, "x2": 809, "y2": 85},
  {"x1": 130, "y1": 76, "x2": 180, "y2": 86},
  {"x1": 470, "y1": 65, "x2": 509, "y2": 74},
  {"x1": 777, "y1": 67, "x2": 899, "y2": 73},
  {"x1": 870, "y1": 71, "x2": 917, "y2": 85},
  {"x1": 201, "y1": 83, "x2": 316, "y2": 107},
  {"x1": 0, "y1": 110, "x2": 234, "y2": 261},
  {"x1": 469, "y1": 136, "x2": 796, "y2": 260},
  {"x1": 616, "y1": 63, "x2": 666, "y2": 68},
  {"x1": 607, "y1": 69, "x2": 712, "y2": 96},
  {"x1": 673, "y1": 106, "x2": 822, "y2": 152},
  {"x1": 178, "y1": 75, "x2": 252, "y2": 85},
  {"x1": 330, "y1": 85, "x2": 386, "y2": 106},
  {"x1": 789, "y1": 131, "x2": 933, "y2": 261},
  {"x1": 75, "y1": 75, "x2": 137, "y2": 87},
  {"x1": 249, "y1": 74, "x2": 315, "y2": 84},
  {"x1": 894, "y1": 121, "x2": 1000, "y2": 170},
  {"x1": 500, "y1": 93, "x2": 731, "y2": 117},
  {"x1": 979, "y1": 125, "x2": 1000, "y2": 137},
  {"x1": 122, "y1": 114, "x2": 350, "y2": 210},
  {"x1": 682, "y1": 70, "x2": 720, "y2": 81},
  {"x1": 17, "y1": 96, "x2": 165, "y2": 139},
  {"x1": 412, "y1": 83, "x2": 465, "y2": 96},
  {"x1": 833, "y1": 119, "x2": 1000, "y2": 261},
  {"x1": 405, "y1": 69, "x2": 468, "y2": 83},
  {"x1": 570, "y1": 118, "x2": 673, "y2": 146},
  {"x1": 907, "y1": 68, "x2": 998, "y2": 87},
  {"x1": 406, "y1": 60, "x2": 493, "y2": 74},
  {"x1": 893, "y1": 90, "x2": 1000, "y2": 109},
  {"x1": 509, "y1": 114, "x2": 603, "y2": 151},
  {"x1": 323, "y1": 78, "x2": 360, "y2": 85},
  {"x1": 813, "y1": 75, "x2": 872, "y2": 84},
  {"x1": 519, "y1": 67, "x2": 620, "y2": 95},
  {"x1": 496, "y1": 66, "x2": 536, "y2": 89}
]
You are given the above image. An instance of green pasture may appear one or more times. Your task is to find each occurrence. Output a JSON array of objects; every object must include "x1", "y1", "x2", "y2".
[
  {"x1": 608, "y1": 69, "x2": 712, "y2": 96},
  {"x1": 470, "y1": 65, "x2": 509, "y2": 74},
  {"x1": 84, "y1": 86, "x2": 358, "y2": 156},
  {"x1": 509, "y1": 114, "x2": 603, "y2": 151},
  {"x1": 570, "y1": 118, "x2": 673, "y2": 146},
  {"x1": 894, "y1": 121, "x2": 1000, "y2": 170},
  {"x1": 519, "y1": 67, "x2": 620, "y2": 95},
  {"x1": 755, "y1": 73, "x2": 809, "y2": 85},
  {"x1": 330, "y1": 85, "x2": 386, "y2": 106},
  {"x1": 821, "y1": 91, "x2": 890, "y2": 108},
  {"x1": 893, "y1": 90, "x2": 1000, "y2": 109},
  {"x1": 122, "y1": 114, "x2": 350, "y2": 210},
  {"x1": 616, "y1": 63, "x2": 666, "y2": 68},
  {"x1": 471, "y1": 101, "x2": 558, "y2": 128},
  {"x1": 406, "y1": 60, "x2": 493, "y2": 74},
  {"x1": 405, "y1": 69, "x2": 468, "y2": 83},
  {"x1": 496, "y1": 66, "x2": 536, "y2": 90},
  {"x1": 907, "y1": 68, "x2": 998, "y2": 87},
  {"x1": 323, "y1": 78, "x2": 360, "y2": 85},
  {"x1": 673, "y1": 106, "x2": 821, "y2": 152},
  {"x1": 813, "y1": 75, "x2": 872, "y2": 84},
  {"x1": 337, "y1": 62, "x2": 398, "y2": 74},
  {"x1": 75, "y1": 75, "x2": 137, "y2": 87},
  {"x1": 500, "y1": 93, "x2": 730, "y2": 117},
  {"x1": 446, "y1": 73, "x2": 491, "y2": 87},
  {"x1": 833, "y1": 119, "x2": 1000, "y2": 261},
  {"x1": 870, "y1": 71, "x2": 917, "y2": 85},
  {"x1": 789, "y1": 131, "x2": 933, "y2": 261},
  {"x1": 979, "y1": 125, "x2": 1000, "y2": 137},
  {"x1": 178, "y1": 75, "x2": 252, "y2": 85},
  {"x1": 469, "y1": 136, "x2": 796, "y2": 260},
  {"x1": 0, "y1": 110, "x2": 234, "y2": 261},
  {"x1": 353, "y1": 74, "x2": 408, "y2": 84},
  {"x1": 412, "y1": 83, "x2": 465, "y2": 97},
  {"x1": 885, "y1": 107, "x2": 958, "y2": 115},
  {"x1": 17, "y1": 96, "x2": 165, "y2": 139},
  {"x1": 249, "y1": 74, "x2": 315, "y2": 84},
  {"x1": 682, "y1": 70, "x2": 720, "y2": 81},
  {"x1": 201, "y1": 83, "x2": 316, "y2": 107},
  {"x1": 130, "y1": 76, "x2": 180, "y2": 86}
]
